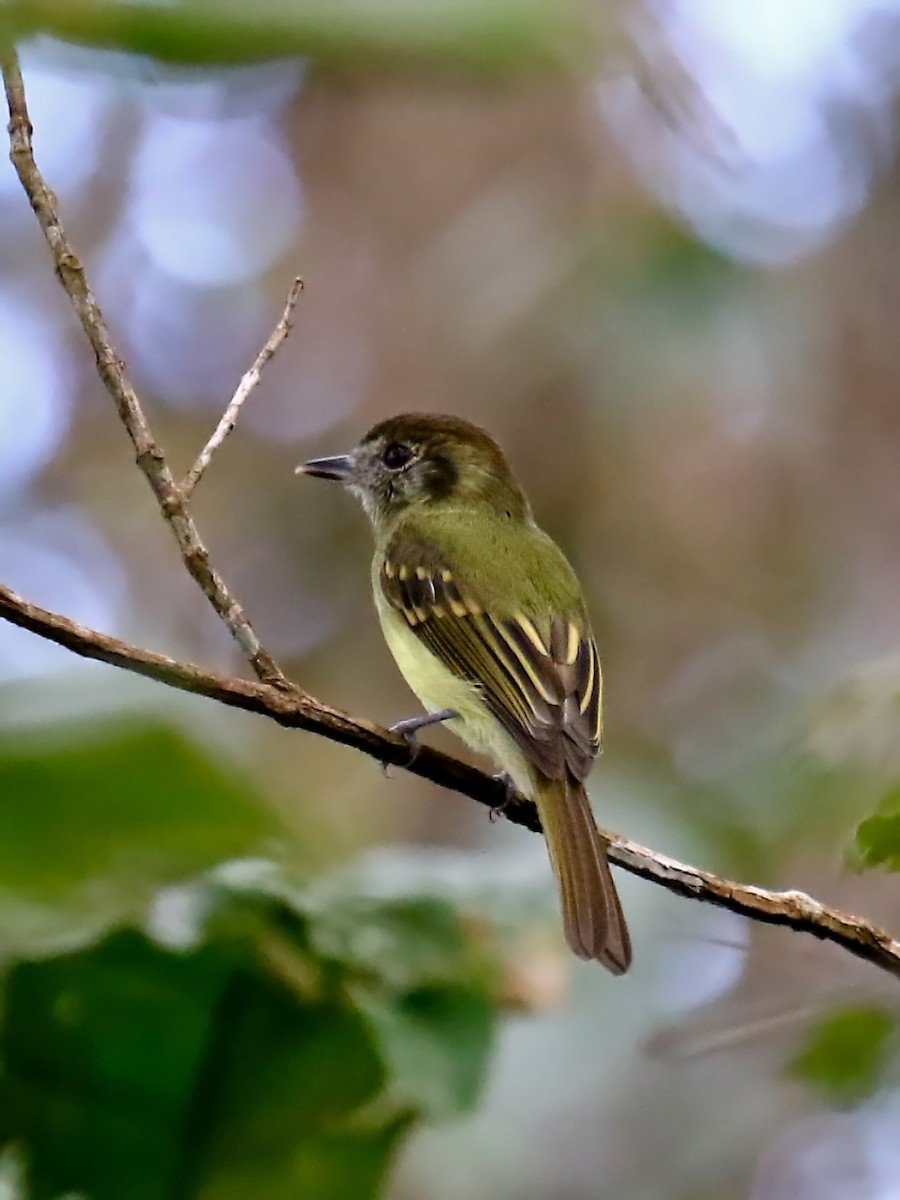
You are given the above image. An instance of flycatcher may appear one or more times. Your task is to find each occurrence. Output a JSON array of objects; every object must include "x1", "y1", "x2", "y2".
[{"x1": 298, "y1": 413, "x2": 631, "y2": 973}]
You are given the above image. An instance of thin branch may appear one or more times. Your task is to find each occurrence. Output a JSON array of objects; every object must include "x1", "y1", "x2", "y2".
[
  {"x1": 2, "y1": 48, "x2": 290, "y2": 691},
  {"x1": 182, "y1": 277, "x2": 304, "y2": 498},
  {"x1": 3, "y1": 581, "x2": 900, "y2": 980}
]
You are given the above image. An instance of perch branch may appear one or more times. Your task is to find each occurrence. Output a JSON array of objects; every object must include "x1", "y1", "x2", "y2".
[
  {"x1": 2, "y1": 48, "x2": 291, "y2": 691},
  {"x1": 2, "y1": 581, "x2": 900, "y2": 980},
  {"x1": 182, "y1": 276, "x2": 304, "y2": 497}
]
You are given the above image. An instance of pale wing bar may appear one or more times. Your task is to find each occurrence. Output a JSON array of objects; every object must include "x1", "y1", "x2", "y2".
[{"x1": 381, "y1": 556, "x2": 602, "y2": 782}]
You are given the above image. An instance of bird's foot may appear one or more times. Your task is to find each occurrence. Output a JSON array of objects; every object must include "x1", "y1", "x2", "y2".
[
  {"x1": 381, "y1": 708, "x2": 458, "y2": 774},
  {"x1": 489, "y1": 772, "x2": 519, "y2": 822}
]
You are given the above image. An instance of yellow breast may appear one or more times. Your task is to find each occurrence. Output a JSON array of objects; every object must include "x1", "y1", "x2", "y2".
[{"x1": 373, "y1": 588, "x2": 533, "y2": 796}]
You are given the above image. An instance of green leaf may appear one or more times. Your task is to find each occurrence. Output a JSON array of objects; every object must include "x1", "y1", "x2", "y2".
[
  {"x1": 0, "y1": 921, "x2": 392, "y2": 1200},
  {"x1": 0, "y1": 930, "x2": 234, "y2": 1200},
  {"x1": 789, "y1": 1006, "x2": 896, "y2": 1103},
  {"x1": 186, "y1": 982, "x2": 388, "y2": 1199},
  {"x1": 306, "y1": 883, "x2": 499, "y2": 1116},
  {"x1": 288, "y1": 1119, "x2": 413, "y2": 1200},
  {"x1": 356, "y1": 984, "x2": 495, "y2": 1119},
  {"x1": 0, "y1": 859, "x2": 504, "y2": 1199},
  {"x1": 309, "y1": 893, "x2": 482, "y2": 990},
  {"x1": 2, "y1": 0, "x2": 601, "y2": 73},
  {"x1": 856, "y1": 783, "x2": 900, "y2": 870},
  {"x1": 0, "y1": 722, "x2": 281, "y2": 952}
]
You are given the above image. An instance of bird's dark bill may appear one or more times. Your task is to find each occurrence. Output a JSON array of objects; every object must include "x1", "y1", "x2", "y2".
[{"x1": 296, "y1": 454, "x2": 353, "y2": 481}]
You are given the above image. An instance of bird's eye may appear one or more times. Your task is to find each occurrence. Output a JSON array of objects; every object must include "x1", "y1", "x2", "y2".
[{"x1": 383, "y1": 442, "x2": 413, "y2": 470}]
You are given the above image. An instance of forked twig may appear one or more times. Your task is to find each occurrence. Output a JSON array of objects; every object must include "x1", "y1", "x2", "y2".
[{"x1": 2, "y1": 48, "x2": 294, "y2": 690}]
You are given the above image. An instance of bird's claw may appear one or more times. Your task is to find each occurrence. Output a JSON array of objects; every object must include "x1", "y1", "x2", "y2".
[
  {"x1": 388, "y1": 722, "x2": 423, "y2": 768},
  {"x1": 489, "y1": 772, "x2": 518, "y2": 822},
  {"x1": 381, "y1": 709, "x2": 459, "y2": 774}
]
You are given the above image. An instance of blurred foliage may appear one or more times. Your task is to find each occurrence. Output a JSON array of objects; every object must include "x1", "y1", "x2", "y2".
[
  {"x1": 0, "y1": 723, "x2": 280, "y2": 954},
  {"x1": 789, "y1": 1006, "x2": 897, "y2": 1106},
  {"x1": 0, "y1": 0, "x2": 605, "y2": 73},
  {"x1": 0, "y1": 731, "x2": 500, "y2": 1200},
  {"x1": 855, "y1": 783, "x2": 900, "y2": 871}
]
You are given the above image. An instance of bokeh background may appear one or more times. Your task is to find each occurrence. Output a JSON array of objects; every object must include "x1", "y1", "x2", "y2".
[{"x1": 4, "y1": 2, "x2": 900, "y2": 1198}]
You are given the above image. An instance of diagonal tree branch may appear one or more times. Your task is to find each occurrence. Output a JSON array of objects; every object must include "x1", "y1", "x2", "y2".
[
  {"x1": 2, "y1": 580, "x2": 900, "y2": 980},
  {"x1": 182, "y1": 276, "x2": 305, "y2": 498},
  {"x1": 2, "y1": 48, "x2": 291, "y2": 691}
]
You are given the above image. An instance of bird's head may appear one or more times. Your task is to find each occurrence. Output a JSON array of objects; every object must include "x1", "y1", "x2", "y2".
[{"x1": 297, "y1": 412, "x2": 529, "y2": 527}]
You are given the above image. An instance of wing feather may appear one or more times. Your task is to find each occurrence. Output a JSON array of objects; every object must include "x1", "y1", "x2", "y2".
[{"x1": 379, "y1": 544, "x2": 602, "y2": 782}]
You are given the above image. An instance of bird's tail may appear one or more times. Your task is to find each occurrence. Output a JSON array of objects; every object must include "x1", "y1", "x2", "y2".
[{"x1": 534, "y1": 776, "x2": 631, "y2": 975}]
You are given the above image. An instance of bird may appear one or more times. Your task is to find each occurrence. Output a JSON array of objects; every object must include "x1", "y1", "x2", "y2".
[{"x1": 297, "y1": 412, "x2": 631, "y2": 974}]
